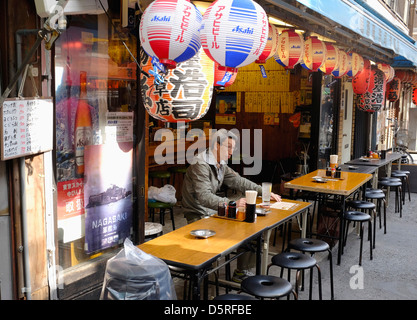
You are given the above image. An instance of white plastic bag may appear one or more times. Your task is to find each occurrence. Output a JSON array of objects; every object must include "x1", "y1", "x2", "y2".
[
  {"x1": 148, "y1": 184, "x2": 177, "y2": 204},
  {"x1": 100, "y1": 238, "x2": 177, "y2": 300}
]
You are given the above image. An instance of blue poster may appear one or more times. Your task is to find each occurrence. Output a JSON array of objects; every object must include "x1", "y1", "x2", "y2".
[{"x1": 83, "y1": 143, "x2": 133, "y2": 254}]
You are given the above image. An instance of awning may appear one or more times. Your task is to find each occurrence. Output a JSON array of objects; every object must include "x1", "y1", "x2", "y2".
[{"x1": 296, "y1": 0, "x2": 417, "y2": 67}]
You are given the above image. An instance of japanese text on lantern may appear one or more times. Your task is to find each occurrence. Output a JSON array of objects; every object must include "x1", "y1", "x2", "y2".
[
  {"x1": 175, "y1": 3, "x2": 192, "y2": 43},
  {"x1": 212, "y1": 6, "x2": 226, "y2": 50}
]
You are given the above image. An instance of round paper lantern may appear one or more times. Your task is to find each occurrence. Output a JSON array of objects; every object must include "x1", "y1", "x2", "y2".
[
  {"x1": 200, "y1": 0, "x2": 268, "y2": 71},
  {"x1": 319, "y1": 43, "x2": 339, "y2": 75},
  {"x1": 274, "y1": 29, "x2": 304, "y2": 69},
  {"x1": 301, "y1": 36, "x2": 327, "y2": 72},
  {"x1": 214, "y1": 62, "x2": 238, "y2": 89},
  {"x1": 352, "y1": 58, "x2": 371, "y2": 94},
  {"x1": 395, "y1": 70, "x2": 411, "y2": 83},
  {"x1": 332, "y1": 50, "x2": 349, "y2": 78},
  {"x1": 365, "y1": 67, "x2": 386, "y2": 112},
  {"x1": 140, "y1": 47, "x2": 214, "y2": 122},
  {"x1": 348, "y1": 52, "x2": 364, "y2": 78},
  {"x1": 408, "y1": 70, "x2": 417, "y2": 85},
  {"x1": 386, "y1": 77, "x2": 401, "y2": 102},
  {"x1": 413, "y1": 87, "x2": 417, "y2": 105},
  {"x1": 256, "y1": 24, "x2": 279, "y2": 64},
  {"x1": 378, "y1": 63, "x2": 395, "y2": 82},
  {"x1": 139, "y1": 0, "x2": 202, "y2": 69},
  {"x1": 357, "y1": 94, "x2": 372, "y2": 112}
]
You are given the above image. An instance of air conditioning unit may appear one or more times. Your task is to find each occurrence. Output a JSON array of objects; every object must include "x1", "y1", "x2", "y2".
[{"x1": 34, "y1": 0, "x2": 109, "y2": 18}]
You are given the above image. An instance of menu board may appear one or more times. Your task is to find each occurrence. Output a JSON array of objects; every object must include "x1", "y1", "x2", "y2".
[{"x1": 1, "y1": 98, "x2": 53, "y2": 160}]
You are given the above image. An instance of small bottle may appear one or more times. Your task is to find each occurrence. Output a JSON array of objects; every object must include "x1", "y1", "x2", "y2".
[
  {"x1": 227, "y1": 201, "x2": 237, "y2": 219},
  {"x1": 74, "y1": 71, "x2": 92, "y2": 176}
]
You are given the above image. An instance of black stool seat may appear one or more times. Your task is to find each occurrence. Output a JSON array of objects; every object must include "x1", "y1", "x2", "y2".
[
  {"x1": 378, "y1": 180, "x2": 402, "y2": 187},
  {"x1": 288, "y1": 238, "x2": 329, "y2": 253},
  {"x1": 346, "y1": 200, "x2": 375, "y2": 210},
  {"x1": 271, "y1": 252, "x2": 317, "y2": 270},
  {"x1": 365, "y1": 191, "x2": 385, "y2": 199},
  {"x1": 213, "y1": 294, "x2": 257, "y2": 300},
  {"x1": 344, "y1": 210, "x2": 371, "y2": 222},
  {"x1": 392, "y1": 169, "x2": 410, "y2": 175},
  {"x1": 241, "y1": 275, "x2": 295, "y2": 299},
  {"x1": 366, "y1": 188, "x2": 384, "y2": 193},
  {"x1": 379, "y1": 177, "x2": 401, "y2": 183},
  {"x1": 391, "y1": 172, "x2": 407, "y2": 178}
]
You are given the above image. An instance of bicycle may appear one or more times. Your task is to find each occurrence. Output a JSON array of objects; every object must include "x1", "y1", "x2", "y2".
[{"x1": 387, "y1": 118, "x2": 414, "y2": 164}]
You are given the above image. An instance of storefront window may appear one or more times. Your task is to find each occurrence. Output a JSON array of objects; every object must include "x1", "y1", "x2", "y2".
[{"x1": 54, "y1": 12, "x2": 137, "y2": 269}]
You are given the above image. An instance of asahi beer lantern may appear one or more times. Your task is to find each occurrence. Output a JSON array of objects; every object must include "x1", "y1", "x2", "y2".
[{"x1": 275, "y1": 29, "x2": 304, "y2": 69}]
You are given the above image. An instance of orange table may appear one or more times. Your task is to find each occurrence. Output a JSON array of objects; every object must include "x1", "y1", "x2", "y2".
[
  {"x1": 285, "y1": 170, "x2": 372, "y2": 265},
  {"x1": 138, "y1": 199, "x2": 311, "y2": 299}
]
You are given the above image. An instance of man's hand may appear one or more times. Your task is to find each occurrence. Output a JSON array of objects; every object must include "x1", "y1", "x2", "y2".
[{"x1": 271, "y1": 192, "x2": 282, "y2": 202}]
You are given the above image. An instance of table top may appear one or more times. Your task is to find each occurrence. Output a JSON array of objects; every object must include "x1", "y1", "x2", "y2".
[
  {"x1": 284, "y1": 169, "x2": 372, "y2": 196},
  {"x1": 346, "y1": 152, "x2": 401, "y2": 167},
  {"x1": 138, "y1": 199, "x2": 311, "y2": 270},
  {"x1": 339, "y1": 164, "x2": 378, "y2": 174}
]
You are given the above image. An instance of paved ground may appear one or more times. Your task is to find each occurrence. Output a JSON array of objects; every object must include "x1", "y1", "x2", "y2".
[{"x1": 162, "y1": 189, "x2": 417, "y2": 300}]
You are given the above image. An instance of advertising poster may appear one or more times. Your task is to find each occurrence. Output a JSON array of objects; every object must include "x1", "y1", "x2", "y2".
[
  {"x1": 215, "y1": 92, "x2": 237, "y2": 125},
  {"x1": 83, "y1": 143, "x2": 133, "y2": 254}
]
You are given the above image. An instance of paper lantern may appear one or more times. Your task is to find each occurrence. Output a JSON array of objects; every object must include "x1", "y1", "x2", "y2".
[
  {"x1": 332, "y1": 50, "x2": 349, "y2": 78},
  {"x1": 274, "y1": 29, "x2": 304, "y2": 69},
  {"x1": 348, "y1": 52, "x2": 364, "y2": 78},
  {"x1": 386, "y1": 77, "x2": 401, "y2": 102},
  {"x1": 365, "y1": 67, "x2": 386, "y2": 112},
  {"x1": 357, "y1": 94, "x2": 372, "y2": 112},
  {"x1": 301, "y1": 36, "x2": 327, "y2": 72},
  {"x1": 413, "y1": 87, "x2": 417, "y2": 105},
  {"x1": 200, "y1": 0, "x2": 268, "y2": 71},
  {"x1": 140, "y1": 47, "x2": 214, "y2": 122},
  {"x1": 395, "y1": 70, "x2": 411, "y2": 83},
  {"x1": 214, "y1": 62, "x2": 238, "y2": 89},
  {"x1": 255, "y1": 24, "x2": 279, "y2": 64},
  {"x1": 319, "y1": 43, "x2": 339, "y2": 75},
  {"x1": 378, "y1": 63, "x2": 395, "y2": 82},
  {"x1": 139, "y1": 0, "x2": 202, "y2": 69},
  {"x1": 352, "y1": 58, "x2": 371, "y2": 94}
]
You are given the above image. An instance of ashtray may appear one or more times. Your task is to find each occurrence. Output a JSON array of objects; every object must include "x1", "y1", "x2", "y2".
[
  {"x1": 256, "y1": 208, "x2": 270, "y2": 216},
  {"x1": 191, "y1": 229, "x2": 216, "y2": 239},
  {"x1": 312, "y1": 176, "x2": 327, "y2": 183}
]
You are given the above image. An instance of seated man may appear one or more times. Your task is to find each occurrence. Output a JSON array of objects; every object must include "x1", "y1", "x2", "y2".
[{"x1": 182, "y1": 129, "x2": 281, "y2": 282}]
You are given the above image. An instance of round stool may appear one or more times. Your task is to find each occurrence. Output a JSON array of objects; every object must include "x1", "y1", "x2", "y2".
[
  {"x1": 365, "y1": 190, "x2": 387, "y2": 234},
  {"x1": 346, "y1": 200, "x2": 376, "y2": 249},
  {"x1": 391, "y1": 171, "x2": 409, "y2": 205},
  {"x1": 149, "y1": 170, "x2": 171, "y2": 187},
  {"x1": 144, "y1": 222, "x2": 163, "y2": 241},
  {"x1": 287, "y1": 238, "x2": 334, "y2": 300},
  {"x1": 241, "y1": 275, "x2": 297, "y2": 300},
  {"x1": 267, "y1": 252, "x2": 322, "y2": 300},
  {"x1": 342, "y1": 211, "x2": 373, "y2": 266},
  {"x1": 213, "y1": 294, "x2": 257, "y2": 300},
  {"x1": 148, "y1": 201, "x2": 175, "y2": 230},
  {"x1": 378, "y1": 178, "x2": 402, "y2": 217},
  {"x1": 392, "y1": 169, "x2": 411, "y2": 203}
]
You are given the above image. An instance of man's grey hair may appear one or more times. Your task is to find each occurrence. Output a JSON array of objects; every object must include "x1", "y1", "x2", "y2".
[{"x1": 210, "y1": 129, "x2": 238, "y2": 149}]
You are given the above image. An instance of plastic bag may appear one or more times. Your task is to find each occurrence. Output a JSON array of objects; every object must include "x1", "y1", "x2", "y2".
[
  {"x1": 100, "y1": 238, "x2": 177, "y2": 300},
  {"x1": 148, "y1": 184, "x2": 177, "y2": 204}
]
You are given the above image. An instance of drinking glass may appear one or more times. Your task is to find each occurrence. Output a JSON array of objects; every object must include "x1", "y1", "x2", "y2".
[{"x1": 262, "y1": 182, "x2": 272, "y2": 206}]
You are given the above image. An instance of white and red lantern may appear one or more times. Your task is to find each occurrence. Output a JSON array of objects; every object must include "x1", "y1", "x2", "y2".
[
  {"x1": 319, "y1": 43, "x2": 339, "y2": 75},
  {"x1": 274, "y1": 29, "x2": 304, "y2": 69},
  {"x1": 301, "y1": 36, "x2": 327, "y2": 72},
  {"x1": 139, "y1": 0, "x2": 202, "y2": 69},
  {"x1": 386, "y1": 77, "x2": 401, "y2": 102},
  {"x1": 200, "y1": 0, "x2": 268, "y2": 71},
  {"x1": 348, "y1": 52, "x2": 364, "y2": 78},
  {"x1": 353, "y1": 58, "x2": 371, "y2": 94},
  {"x1": 378, "y1": 63, "x2": 395, "y2": 83},
  {"x1": 332, "y1": 50, "x2": 349, "y2": 78},
  {"x1": 256, "y1": 23, "x2": 279, "y2": 64},
  {"x1": 214, "y1": 62, "x2": 238, "y2": 89},
  {"x1": 140, "y1": 47, "x2": 214, "y2": 122}
]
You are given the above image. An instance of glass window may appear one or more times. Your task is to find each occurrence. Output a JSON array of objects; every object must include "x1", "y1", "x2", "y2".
[{"x1": 54, "y1": 11, "x2": 137, "y2": 269}]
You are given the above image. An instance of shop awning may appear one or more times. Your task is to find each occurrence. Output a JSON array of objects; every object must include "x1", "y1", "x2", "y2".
[{"x1": 296, "y1": 0, "x2": 417, "y2": 67}]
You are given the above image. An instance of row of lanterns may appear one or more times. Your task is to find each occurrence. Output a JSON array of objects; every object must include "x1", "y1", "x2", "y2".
[{"x1": 139, "y1": 0, "x2": 415, "y2": 121}]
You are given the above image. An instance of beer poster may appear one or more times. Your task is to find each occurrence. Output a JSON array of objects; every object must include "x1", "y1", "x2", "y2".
[{"x1": 83, "y1": 143, "x2": 133, "y2": 254}]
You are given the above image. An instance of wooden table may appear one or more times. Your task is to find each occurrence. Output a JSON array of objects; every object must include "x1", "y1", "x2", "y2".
[
  {"x1": 138, "y1": 199, "x2": 311, "y2": 299},
  {"x1": 284, "y1": 170, "x2": 372, "y2": 265}
]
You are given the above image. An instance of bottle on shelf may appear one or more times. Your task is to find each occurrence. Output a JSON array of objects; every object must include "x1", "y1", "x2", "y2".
[{"x1": 74, "y1": 71, "x2": 92, "y2": 176}]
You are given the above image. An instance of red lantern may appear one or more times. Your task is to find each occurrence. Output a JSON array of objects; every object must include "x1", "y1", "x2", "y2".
[
  {"x1": 386, "y1": 77, "x2": 401, "y2": 102},
  {"x1": 357, "y1": 94, "x2": 372, "y2": 112},
  {"x1": 319, "y1": 43, "x2": 339, "y2": 75},
  {"x1": 353, "y1": 59, "x2": 371, "y2": 94},
  {"x1": 214, "y1": 62, "x2": 238, "y2": 89},
  {"x1": 413, "y1": 87, "x2": 417, "y2": 105},
  {"x1": 396, "y1": 70, "x2": 411, "y2": 83}
]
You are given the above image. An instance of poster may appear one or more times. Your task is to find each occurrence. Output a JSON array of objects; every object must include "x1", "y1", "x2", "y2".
[
  {"x1": 215, "y1": 92, "x2": 237, "y2": 125},
  {"x1": 83, "y1": 143, "x2": 133, "y2": 254}
]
